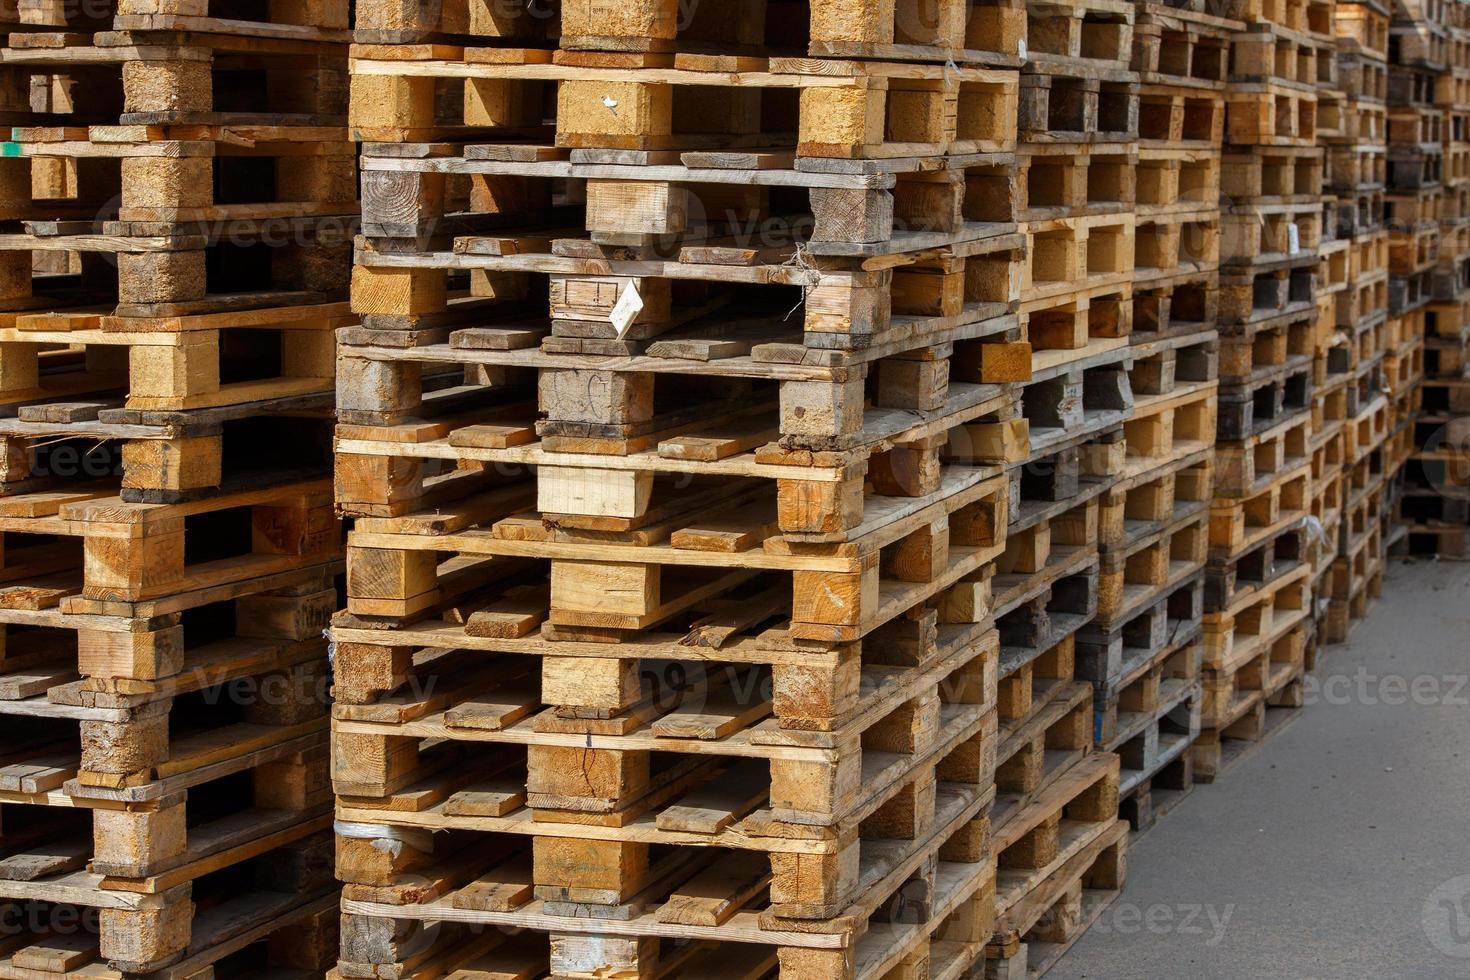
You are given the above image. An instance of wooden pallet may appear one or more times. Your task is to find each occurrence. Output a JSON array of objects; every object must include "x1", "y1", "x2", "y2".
[
  {"x1": 1096, "y1": 500, "x2": 1208, "y2": 620},
  {"x1": 1310, "y1": 478, "x2": 1343, "y2": 588},
  {"x1": 1107, "y1": 429, "x2": 1213, "y2": 531},
  {"x1": 995, "y1": 652, "x2": 1093, "y2": 807},
  {"x1": 1387, "y1": 15, "x2": 1449, "y2": 72},
  {"x1": 1136, "y1": 209, "x2": 1221, "y2": 286},
  {"x1": 1231, "y1": 24, "x2": 1335, "y2": 90},
  {"x1": 350, "y1": 50, "x2": 1020, "y2": 157},
  {"x1": 342, "y1": 468, "x2": 1007, "y2": 644},
  {"x1": 0, "y1": 551, "x2": 339, "y2": 973},
  {"x1": 4, "y1": 123, "x2": 357, "y2": 224},
  {"x1": 351, "y1": 225, "x2": 1026, "y2": 354},
  {"x1": 1390, "y1": 521, "x2": 1470, "y2": 558},
  {"x1": 334, "y1": 619, "x2": 1001, "y2": 822},
  {"x1": 1326, "y1": 92, "x2": 1385, "y2": 144},
  {"x1": 1221, "y1": 200, "x2": 1324, "y2": 266},
  {"x1": 1131, "y1": 271, "x2": 1220, "y2": 341},
  {"x1": 1019, "y1": 285, "x2": 1134, "y2": 361},
  {"x1": 1203, "y1": 540, "x2": 1313, "y2": 674},
  {"x1": 0, "y1": 223, "x2": 351, "y2": 323},
  {"x1": 1018, "y1": 213, "x2": 1136, "y2": 313},
  {"x1": 1331, "y1": 184, "x2": 1388, "y2": 238},
  {"x1": 1138, "y1": 146, "x2": 1222, "y2": 214},
  {"x1": 1328, "y1": 143, "x2": 1388, "y2": 203},
  {"x1": 1325, "y1": 519, "x2": 1386, "y2": 643},
  {"x1": 1341, "y1": 461, "x2": 1388, "y2": 551},
  {"x1": 1217, "y1": 334, "x2": 1314, "y2": 439},
  {"x1": 1126, "y1": 323, "x2": 1217, "y2": 413},
  {"x1": 356, "y1": 138, "x2": 1023, "y2": 247},
  {"x1": 1220, "y1": 0, "x2": 1333, "y2": 35},
  {"x1": 1387, "y1": 107, "x2": 1445, "y2": 189},
  {"x1": 994, "y1": 505, "x2": 1104, "y2": 661},
  {"x1": 1317, "y1": 235, "x2": 1352, "y2": 299},
  {"x1": 1119, "y1": 751, "x2": 1195, "y2": 831},
  {"x1": 1027, "y1": 0, "x2": 1136, "y2": 71},
  {"x1": 1215, "y1": 410, "x2": 1312, "y2": 496},
  {"x1": 1225, "y1": 81, "x2": 1318, "y2": 146},
  {"x1": 1139, "y1": 84, "x2": 1227, "y2": 146},
  {"x1": 1097, "y1": 642, "x2": 1201, "y2": 827},
  {"x1": 1387, "y1": 222, "x2": 1442, "y2": 283},
  {"x1": 1016, "y1": 143, "x2": 1137, "y2": 221},
  {"x1": 354, "y1": 0, "x2": 1029, "y2": 66},
  {"x1": 337, "y1": 753, "x2": 1002, "y2": 979},
  {"x1": 1078, "y1": 570, "x2": 1206, "y2": 715},
  {"x1": 1218, "y1": 254, "x2": 1317, "y2": 327},
  {"x1": 0, "y1": 873, "x2": 338, "y2": 977},
  {"x1": 1208, "y1": 481, "x2": 1314, "y2": 587},
  {"x1": 0, "y1": 477, "x2": 336, "y2": 604},
  {"x1": 0, "y1": 32, "x2": 348, "y2": 130},
  {"x1": 0, "y1": 394, "x2": 335, "y2": 504},
  {"x1": 1002, "y1": 548, "x2": 1098, "y2": 680},
  {"x1": 1387, "y1": 262, "x2": 1434, "y2": 312},
  {"x1": 1424, "y1": 291, "x2": 1470, "y2": 340},
  {"x1": 1132, "y1": 3, "x2": 1237, "y2": 88},
  {"x1": 1016, "y1": 340, "x2": 1136, "y2": 462},
  {"x1": 1328, "y1": 540, "x2": 1381, "y2": 640},
  {"x1": 985, "y1": 815, "x2": 1128, "y2": 978},
  {"x1": 0, "y1": 310, "x2": 341, "y2": 419},
  {"x1": 1311, "y1": 356, "x2": 1350, "y2": 437},
  {"x1": 1341, "y1": 248, "x2": 1391, "y2": 322},
  {"x1": 0, "y1": 565, "x2": 336, "y2": 788},
  {"x1": 1334, "y1": 0, "x2": 1390, "y2": 62},
  {"x1": 985, "y1": 752, "x2": 1125, "y2": 980},
  {"x1": 336, "y1": 330, "x2": 1027, "y2": 529},
  {"x1": 1344, "y1": 392, "x2": 1392, "y2": 463},
  {"x1": 1395, "y1": 479, "x2": 1470, "y2": 528},
  {"x1": 1192, "y1": 621, "x2": 1307, "y2": 782},
  {"x1": 1335, "y1": 54, "x2": 1389, "y2": 100},
  {"x1": 1019, "y1": 69, "x2": 1140, "y2": 145}
]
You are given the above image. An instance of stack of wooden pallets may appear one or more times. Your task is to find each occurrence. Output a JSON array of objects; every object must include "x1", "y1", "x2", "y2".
[
  {"x1": 1187, "y1": 0, "x2": 1328, "y2": 781},
  {"x1": 317, "y1": 1, "x2": 1470, "y2": 978},
  {"x1": 1313, "y1": 0, "x2": 1388, "y2": 619},
  {"x1": 1375, "y1": 0, "x2": 1420, "y2": 490},
  {"x1": 1352, "y1": 0, "x2": 1440, "y2": 594},
  {"x1": 1397, "y1": 0, "x2": 1470, "y2": 558},
  {"x1": 985, "y1": 2, "x2": 1144, "y2": 971},
  {"x1": 1067, "y1": 0, "x2": 1232, "y2": 832},
  {"x1": 0, "y1": 0, "x2": 351, "y2": 973},
  {"x1": 1308, "y1": 0, "x2": 1396, "y2": 641},
  {"x1": 334, "y1": 2, "x2": 1132, "y2": 979}
]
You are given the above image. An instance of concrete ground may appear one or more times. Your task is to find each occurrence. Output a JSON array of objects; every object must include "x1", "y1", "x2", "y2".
[{"x1": 1049, "y1": 559, "x2": 1470, "y2": 979}]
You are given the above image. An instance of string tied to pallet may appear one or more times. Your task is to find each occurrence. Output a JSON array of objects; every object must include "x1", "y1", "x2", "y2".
[{"x1": 779, "y1": 242, "x2": 822, "y2": 321}]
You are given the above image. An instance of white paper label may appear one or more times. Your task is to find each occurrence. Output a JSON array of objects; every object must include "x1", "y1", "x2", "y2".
[
  {"x1": 1287, "y1": 223, "x2": 1300, "y2": 255},
  {"x1": 1018, "y1": 39, "x2": 1027, "y2": 61},
  {"x1": 610, "y1": 282, "x2": 644, "y2": 339}
]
